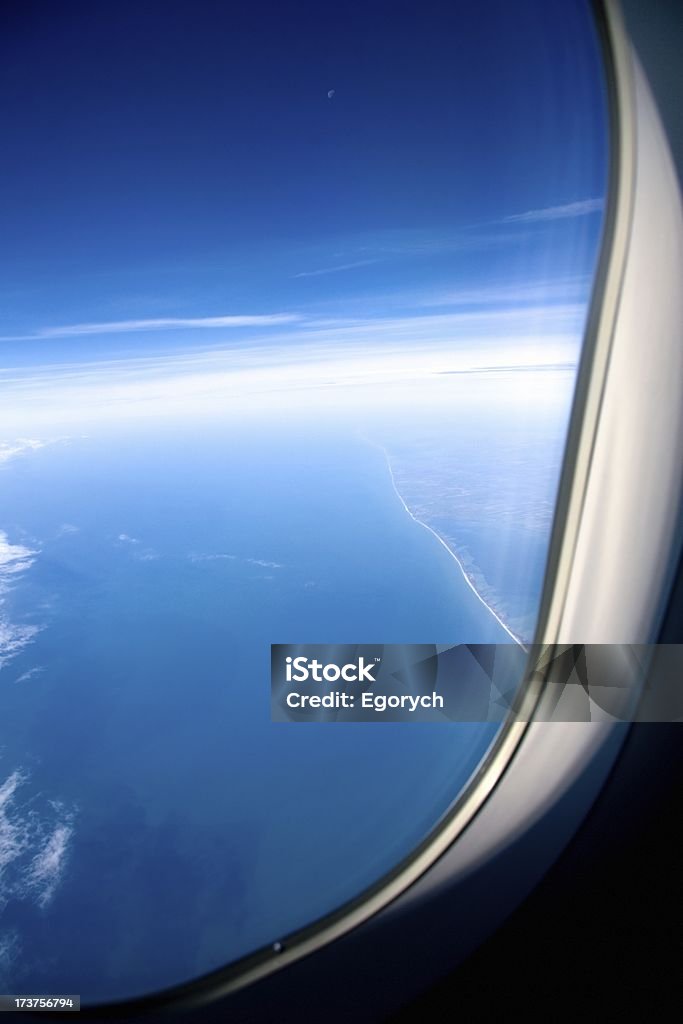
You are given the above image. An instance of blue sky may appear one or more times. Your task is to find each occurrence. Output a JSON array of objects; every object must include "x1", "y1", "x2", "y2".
[{"x1": 0, "y1": 0, "x2": 607, "y2": 417}]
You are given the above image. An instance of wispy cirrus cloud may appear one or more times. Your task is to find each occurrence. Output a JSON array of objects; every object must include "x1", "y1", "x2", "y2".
[
  {"x1": 0, "y1": 313, "x2": 302, "y2": 343},
  {"x1": 286, "y1": 206, "x2": 599, "y2": 283},
  {"x1": 419, "y1": 275, "x2": 591, "y2": 309},
  {"x1": 502, "y1": 197, "x2": 603, "y2": 224},
  {"x1": 293, "y1": 259, "x2": 379, "y2": 279},
  {"x1": 292, "y1": 230, "x2": 524, "y2": 277}
]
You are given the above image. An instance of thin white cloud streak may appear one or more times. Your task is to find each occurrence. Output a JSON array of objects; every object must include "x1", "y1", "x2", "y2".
[
  {"x1": 502, "y1": 197, "x2": 603, "y2": 224},
  {"x1": 295, "y1": 274, "x2": 589, "y2": 321},
  {"x1": 283, "y1": 227, "x2": 531, "y2": 283},
  {"x1": 288, "y1": 304, "x2": 585, "y2": 351},
  {"x1": 343, "y1": 228, "x2": 524, "y2": 257},
  {"x1": 0, "y1": 313, "x2": 302, "y2": 342},
  {"x1": 417, "y1": 276, "x2": 591, "y2": 309},
  {"x1": 314, "y1": 212, "x2": 585, "y2": 265},
  {"x1": 293, "y1": 259, "x2": 379, "y2": 278},
  {"x1": 14, "y1": 666, "x2": 44, "y2": 684}
]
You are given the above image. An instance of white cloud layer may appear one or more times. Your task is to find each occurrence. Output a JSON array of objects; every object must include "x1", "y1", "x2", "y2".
[{"x1": 0, "y1": 278, "x2": 590, "y2": 435}]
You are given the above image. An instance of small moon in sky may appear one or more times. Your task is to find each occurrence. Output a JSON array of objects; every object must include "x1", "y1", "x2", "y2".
[{"x1": 327, "y1": 89, "x2": 335, "y2": 99}]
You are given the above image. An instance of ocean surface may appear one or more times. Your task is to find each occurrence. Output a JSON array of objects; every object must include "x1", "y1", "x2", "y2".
[{"x1": 0, "y1": 422, "x2": 514, "y2": 1000}]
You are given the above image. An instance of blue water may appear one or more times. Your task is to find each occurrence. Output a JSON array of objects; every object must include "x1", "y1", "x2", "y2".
[{"x1": 0, "y1": 425, "x2": 509, "y2": 1000}]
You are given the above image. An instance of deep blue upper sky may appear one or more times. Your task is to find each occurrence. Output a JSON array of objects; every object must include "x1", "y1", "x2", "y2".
[{"x1": 0, "y1": 0, "x2": 607, "y2": 375}]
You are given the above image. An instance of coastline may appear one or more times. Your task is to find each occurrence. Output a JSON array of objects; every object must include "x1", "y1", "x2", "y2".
[{"x1": 363, "y1": 437, "x2": 526, "y2": 648}]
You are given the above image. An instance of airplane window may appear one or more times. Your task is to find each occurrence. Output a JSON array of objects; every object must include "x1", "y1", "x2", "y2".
[{"x1": 0, "y1": 0, "x2": 607, "y2": 1005}]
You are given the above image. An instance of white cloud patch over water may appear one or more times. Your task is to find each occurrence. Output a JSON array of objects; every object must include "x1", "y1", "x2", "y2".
[
  {"x1": 0, "y1": 769, "x2": 74, "y2": 914},
  {"x1": 26, "y1": 824, "x2": 74, "y2": 909},
  {"x1": 0, "y1": 437, "x2": 69, "y2": 464},
  {"x1": 0, "y1": 532, "x2": 40, "y2": 671},
  {"x1": 189, "y1": 553, "x2": 237, "y2": 563},
  {"x1": 14, "y1": 666, "x2": 44, "y2": 684},
  {"x1": 0, "y1": 438, "x2": 49, "y2": 463},
  {"x1": 116, "y1": 535, "x2": 159, "y2": 561},
  {"x1": 57, "y1": 523, "x2": 80, "y2": 537},
  {"x1": 190, "y1": 552, "x2": 284, "y2": 569},
  {"x1": 0, "y1": 929, "x2": 21, "y2": 987}
]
